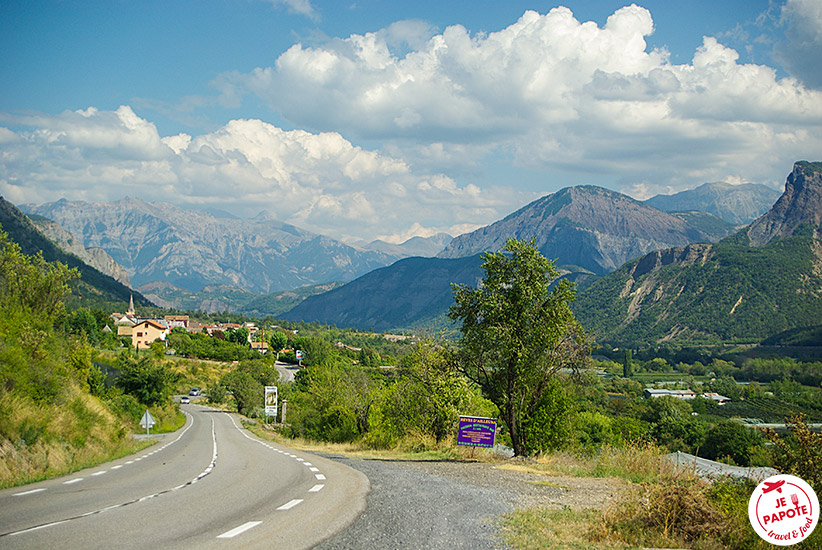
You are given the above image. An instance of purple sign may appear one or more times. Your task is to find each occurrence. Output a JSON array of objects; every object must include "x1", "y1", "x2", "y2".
[{"x1": 457, "y1": 416, "x2": 496, "y2": 448}]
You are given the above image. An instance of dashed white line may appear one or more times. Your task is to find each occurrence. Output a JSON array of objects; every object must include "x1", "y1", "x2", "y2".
[
  {"x1": 315, "y1": 474, "x2": 326, "y2": 481},
  {"x1": 2, "y1": 413, "x2": 212, "y2": 538},
  {"x1": 217, "y1": 521, "x2": 262, "y2": 539},
  {"x1": 13, "y1": 488, "x2": 46, "y2": 497},
  {"x1": 91, "y1": 471, "x2": 106, "y2": 477},
  {"x1": 63, "y1": 478, "x2": 83, "y2": 485},
  {"x1": 276, "y1": 499, "x2": 304, "y2": 511},
  {"x1": 308, "y1": 484, "x2": 324, "y2": 492}
]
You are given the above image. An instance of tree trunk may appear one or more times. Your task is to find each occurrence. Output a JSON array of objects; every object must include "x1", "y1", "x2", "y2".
[{"x1": 506, "y1": 401, "x2": 523, "y2": 456}]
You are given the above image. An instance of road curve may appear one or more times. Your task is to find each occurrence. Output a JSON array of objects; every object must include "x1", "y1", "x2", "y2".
[{"x1": 0, "y1": 404, "x2": 368, "y2": 550}]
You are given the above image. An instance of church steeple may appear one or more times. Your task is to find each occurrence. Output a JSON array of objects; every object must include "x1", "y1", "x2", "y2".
[{"x1": 128, "y1": 294, "x2": 135, "y2": 316}]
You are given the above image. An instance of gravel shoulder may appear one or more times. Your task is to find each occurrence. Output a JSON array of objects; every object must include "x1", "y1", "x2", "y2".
[{"x1": 316, "y1": 456, "x2": 627, "y2": 550}]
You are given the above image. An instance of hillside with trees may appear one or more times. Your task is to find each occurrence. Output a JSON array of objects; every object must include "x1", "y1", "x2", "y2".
[
  {"x1": 573, "y1": 161, "x2": 822, "y2": 346},
  {"x1": 0, "y1": 230, "x2": 145, "y2": 487},
  {"x1": 0, "y1": 197, "x2": 151, "y2": 311}
]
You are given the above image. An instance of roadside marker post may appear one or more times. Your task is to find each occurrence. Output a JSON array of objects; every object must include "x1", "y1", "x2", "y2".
[{"x1": 140, "y1": 409, "x2": 156, "y2": 435}]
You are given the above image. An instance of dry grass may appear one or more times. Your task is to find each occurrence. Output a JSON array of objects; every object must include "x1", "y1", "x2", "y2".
[
  {"x1": 497, "y1": 443, "x2": 771, "y2": 550},
  {"x1": 246, "y1": 422, "x2": 504, "y2": 462},
  {"x1": 0, "y1": 384, "x2": 148, "y2": 489},
  {"x1": 500, "y1": 507, "x2": 633, "y2": 550}
]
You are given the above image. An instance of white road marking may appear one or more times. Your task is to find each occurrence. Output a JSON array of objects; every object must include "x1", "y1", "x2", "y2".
[
  {"x1": 9, "y1": 520, "x2": 68, "y2": 535},
  {"x1": 308, "y1": 484, "x2": 324, "y2": 492},
  {"x1": 309, "y1": 467, "x2": 320, "y2": 472},
  {"x1": 315, "y1": 474, "x2": 326, "y2": 481},
  {"x1": 111, "y1": 465, "x2": 123, "y2": 470},
  {"x1": 91, "y1": 471, "x2": 106, "y2": 476},
  {"x1": 13, "y1": 488, "x2": 46, "y2": 497},
  {"x1": 277, "y1": 499, "x2": 303, "y2": 510},
  {"x1": 217, "y1": 521, "x2": 262, "y2": 539},
  {"x1": 1, "y1": 413, "x2": 211, "y2": 538},
  {"x1": 64, "y1": 478, "x2": 83, "y2": 485}
]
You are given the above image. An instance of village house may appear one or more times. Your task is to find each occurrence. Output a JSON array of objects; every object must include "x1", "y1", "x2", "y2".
[
  {"x1": 250, "y1": 341, "x2": 269, "y2": 354},
  {"x1": 164, "y1": 315, "x2": 190, "y2": 329},
  {"x1": 132, "y1": 319, "x2": 170, "y2": 350}
]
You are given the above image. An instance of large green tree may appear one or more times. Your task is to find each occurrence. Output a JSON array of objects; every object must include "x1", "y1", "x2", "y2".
[{"x1": 449, "y1": 238, "x2": 589, "y2": 456}]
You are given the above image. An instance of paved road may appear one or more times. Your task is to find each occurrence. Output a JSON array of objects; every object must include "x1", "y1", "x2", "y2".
[
  {"x1": 0, "y1": 405, "x2": 368, "y2": 550},
  {"x1": 317, "y1": 457, "x2": 517, "y2": 550},
  {"x1": 275, "y1": 360, "x2": 300, "y2": 383}
]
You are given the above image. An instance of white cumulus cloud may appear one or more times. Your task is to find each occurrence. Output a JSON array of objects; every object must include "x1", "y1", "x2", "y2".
[
  {"x1": 0, "y1": 107, "x2": 527, "y2": 242},
  {"x1": 230, "y1": 4, "x2": 822, "y2": 197}
]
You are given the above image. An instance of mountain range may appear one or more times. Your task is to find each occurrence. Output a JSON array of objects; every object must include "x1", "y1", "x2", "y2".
[
  {"x1": 644, "y1": 182, "x2": 780, "y2": 225},
  {"x1": 283, "y1": 163, "x2": 822, "y2": 344},
  {"x1": 283, "y1": 184, "x2": 739, "y2": 331},
  {"x1": 573, "y1": 161, "x2": 822, "y2": 345},
  {"x1": 9, "y1": 168, "x2": 797, "y2": 339},
  {"x1": 20, "y1": 198, "x2": 404, "y2": 294}
]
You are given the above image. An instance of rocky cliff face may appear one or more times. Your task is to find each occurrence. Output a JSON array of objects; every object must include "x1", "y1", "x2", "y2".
[
  {"x1": 747, "y1": 161, "x2": 822, "y2": 246},
  {"x1": 21, "y1": 198, "x2": 400, "y2": 293},
  {"x1": 30, "y1": 217, "x2": 131, "y2": 287},
  {"x1": 438, "y1": 186, "x2": 721, "y2": 275}
]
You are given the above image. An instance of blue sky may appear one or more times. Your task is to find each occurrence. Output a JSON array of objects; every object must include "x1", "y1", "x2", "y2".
[{"x1": 2, "y1": 1, "x2": 821, "y2": 243}]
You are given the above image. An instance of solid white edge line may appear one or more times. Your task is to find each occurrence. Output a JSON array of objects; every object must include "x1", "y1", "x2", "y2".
[
  {"x1": 217, "y1": 521, "x2": 262, "y2": 539},
  {"x1": 9, "y1": 520, "x2": 68, "y2": 535},
  {"x1": 276, "y1": 499, "x2": 304, "y2": 511}
]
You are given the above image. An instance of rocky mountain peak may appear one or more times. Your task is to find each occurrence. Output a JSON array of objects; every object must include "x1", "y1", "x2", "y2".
[
  {"x1": 437, "y1": 185, "x2": 719, "y2": 275},
  {"x1": 747, "y1": 161, "x2": 822, "y2": 246}
]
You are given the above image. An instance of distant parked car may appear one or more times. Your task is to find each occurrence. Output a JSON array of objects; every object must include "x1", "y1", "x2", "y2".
[
  {"x1": 189, "y1": 388, "x2": 201, "y2": 396},
  {"x1": 181, "y1": 396, "x2": 190, "y2": 404}
]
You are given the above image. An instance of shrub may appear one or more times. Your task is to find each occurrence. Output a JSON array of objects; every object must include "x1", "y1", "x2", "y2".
[{"x1": 701, "y1": 420, "x2": 764, "y2": 466}]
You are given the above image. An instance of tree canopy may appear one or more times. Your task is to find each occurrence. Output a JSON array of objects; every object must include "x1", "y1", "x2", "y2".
[{"x1": 449, "y1": 238, "x2": 589, "y2": 456}]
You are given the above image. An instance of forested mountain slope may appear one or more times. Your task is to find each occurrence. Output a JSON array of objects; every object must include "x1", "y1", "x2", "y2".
[
  {"x1": 0, "y1": 197, "x2": 149, "y2": 309},
  {"x1": 573, "y1": 161, "x2": 822, "y2": 346}
]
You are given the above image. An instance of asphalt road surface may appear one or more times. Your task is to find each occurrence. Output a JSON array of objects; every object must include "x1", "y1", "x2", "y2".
[
  {"x1": 275, "y1": 360, "x2": 300, "y2": 383},
  {"x1": 0, "y1": 404, "x2": 368, "y2": 550}
]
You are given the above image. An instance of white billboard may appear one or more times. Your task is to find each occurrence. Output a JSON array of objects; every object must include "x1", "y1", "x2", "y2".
[{"x1": 264, "y1": 386, "x2": 278, "y2": 419}]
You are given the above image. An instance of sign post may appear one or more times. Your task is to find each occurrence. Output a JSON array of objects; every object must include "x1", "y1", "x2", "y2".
[
  {"x1": 457, "y1": 416, "x2": 496, "y2": 456},
  {"x1": 140, "y1": 409, "x2": 156, "y2": 436},
  {"x1": 295, "y1": 349, "x2": 303, "y2": 366},
  {"x1": 264, "y1": 386, "x2": 278, "y2": 422}
]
